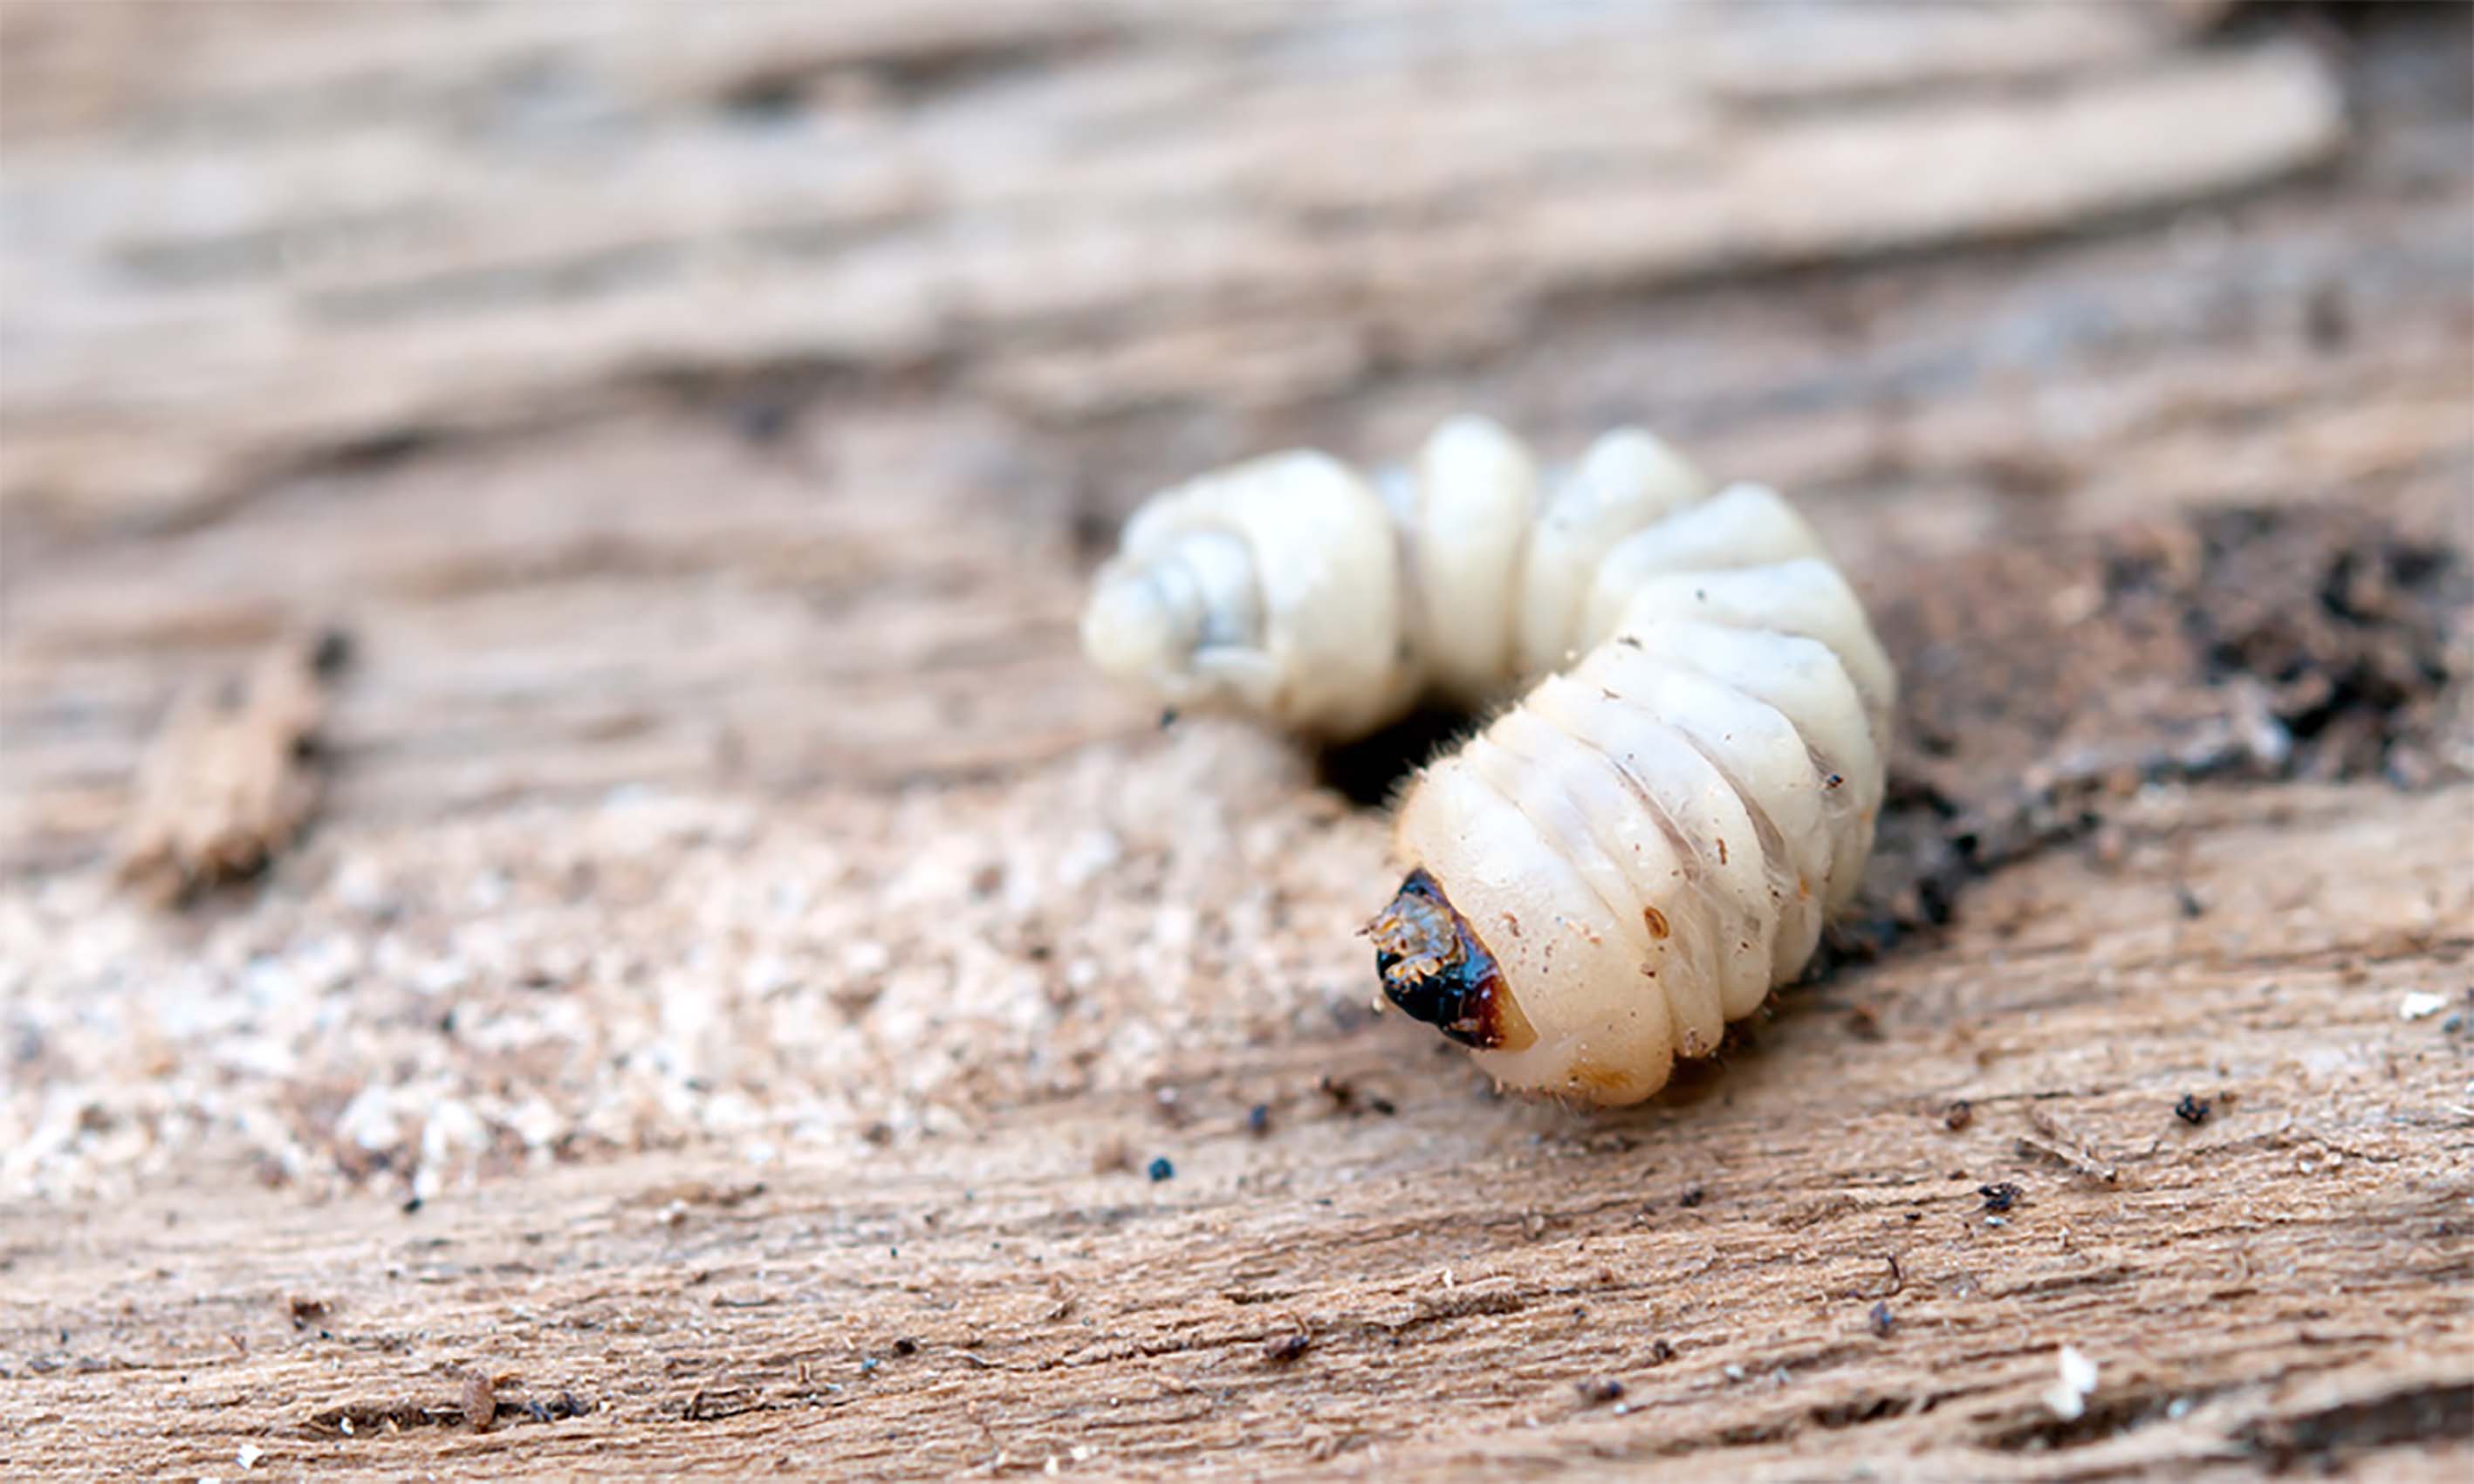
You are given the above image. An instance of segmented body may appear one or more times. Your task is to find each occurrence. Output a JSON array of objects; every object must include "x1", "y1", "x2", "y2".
[{"x1": 1083, "y1": 417, "x2": 1894, "y2": 1104}]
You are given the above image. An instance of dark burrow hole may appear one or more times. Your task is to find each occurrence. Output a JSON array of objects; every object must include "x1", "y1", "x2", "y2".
[{"x1": 1316, "y1": 705, "x2": 1478, "y2": 809}]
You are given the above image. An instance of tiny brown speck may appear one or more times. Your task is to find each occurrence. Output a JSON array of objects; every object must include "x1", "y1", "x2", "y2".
[
  {"x1": 1264, "y1": 1330, "x2": 1312, "y2": 1363},
  {"x1": 463, "y1": 1369, "x2": 497, "y2": 1434},
  {"x1": 1574, "y1": 1377, "x2": 1625, "y2": 1406},
  {"x1": 1943, "y1": 1100, "x2": 1974, "y2": 1132},
  {"x1": 1641, "y1": 906, "x2": 1669, "y2": 940},
  {"x1": 1717, "y1": 838, "x2": 1729, "y2": 865}
]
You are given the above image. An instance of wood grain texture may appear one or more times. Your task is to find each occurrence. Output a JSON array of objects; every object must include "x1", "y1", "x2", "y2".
[
  {"x1": 0, "y1": 0, "x2": 2342, "y2": 530},
  {"x1": 1, "y1": 3, "x2": 2470, "y2": 1480},
  {"x1": 3, "y1": 783, "x2": 2468, "y2": 1480}
]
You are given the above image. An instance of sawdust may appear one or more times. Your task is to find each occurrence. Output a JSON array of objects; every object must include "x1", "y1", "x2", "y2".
[{"x1": 3, "y1": 722, "x2": 1375, "y2": 1200}]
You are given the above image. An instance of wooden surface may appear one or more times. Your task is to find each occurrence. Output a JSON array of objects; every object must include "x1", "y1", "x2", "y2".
[{"x1": 3, "y1": 3, "x2": 2471, "y2": 1480}]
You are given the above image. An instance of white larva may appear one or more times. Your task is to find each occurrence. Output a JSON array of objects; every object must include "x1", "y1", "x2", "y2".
[{"x1": 1082, "y1": 416, "x2": 1895, "y2": 1105}]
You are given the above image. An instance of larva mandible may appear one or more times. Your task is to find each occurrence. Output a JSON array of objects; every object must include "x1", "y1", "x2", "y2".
[{"x1": 1082, "y1": 416, "x2": 1894, "y2": 1104}]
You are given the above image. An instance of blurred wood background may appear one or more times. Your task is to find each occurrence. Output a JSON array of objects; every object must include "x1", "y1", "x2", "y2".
[{"x1": 2, "y1": 3, "x2": 2469, "y2": 1480}]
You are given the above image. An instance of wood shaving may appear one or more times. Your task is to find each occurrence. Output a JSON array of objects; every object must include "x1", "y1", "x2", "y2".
[{"x1": 113, "y1": 633, "x2": 346, "y2": 906}]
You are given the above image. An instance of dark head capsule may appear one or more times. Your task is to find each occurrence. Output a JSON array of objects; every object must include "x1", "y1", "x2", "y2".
[{"x1": 1367, "y1": 868, "x2": 1528, "y2": 1050}]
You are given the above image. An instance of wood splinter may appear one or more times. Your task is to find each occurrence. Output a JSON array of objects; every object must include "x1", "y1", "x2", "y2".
[{"x1": 114, "y1": 630, "x2": 350, "y2": 906}]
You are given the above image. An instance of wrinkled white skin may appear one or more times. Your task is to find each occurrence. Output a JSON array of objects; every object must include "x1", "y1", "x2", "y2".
[
  {"x1": 1082, "y1": 416, "x2": 1719, "y2": 734},
  {"x1": 1082, "y1": 416, "x2": 1895, "y2": 1104},
  {"x1": 1082, "y1": 450, "x2": 1416, "y2": 739}
]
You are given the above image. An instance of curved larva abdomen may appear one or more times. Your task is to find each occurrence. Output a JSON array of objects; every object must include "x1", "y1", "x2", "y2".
[
  {"x1": 1376, "y1": 585, "x2": 1888, "y2": 1104},
  {"x1": 1083, "y1": 416, "x2": 1895, "y2": 1105}
]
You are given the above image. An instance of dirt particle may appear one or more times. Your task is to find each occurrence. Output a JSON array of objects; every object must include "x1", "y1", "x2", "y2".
[
  {"x1": 1152, "y1": 1085, "x2": 1189, "y2": 1126},
  {"x1": 1868, "y1": 1301, "x2": 1895, "y2": 1337},
  {"x1": 1245, "y1": 1103, "x2": 1272, "y2": 1137},
  {"x1": 1146, "y1": 1155, "x2": 1175, "y2": 1182},
  {"x1": 286, "y1": 1295, "x2": 332, "y2": 1330},
  {"x1": 2175, "y1": 1093, "x2": 2212, "y2": 1125},
  {"x1": 1263, "y1": 1329, "x2": 1312, "y2": 1364},
  {"x1": 891, "y1": 1337, "x2": 918, "y2": 1357},
  {"x1": 1943, "y1": 1099, "x2": 1975, "y2": 1132},
  {"x1": 463, "y1": 1369, "x2": 497, "y2": 1434},
  {"x1": 1641, "y1": 906, "x2": 1670, "y2": 940},
  {"x1": 1574, "y1": 1377, "x2": 1626, "y2": 1406},
  {"x1": 1648, "y1": 1338, "x2": 1678, "y2": 1365},
  {"x1": 1679, "y1": 1186, "x2": 1706, "y2": 1209},
  {"x1": 1979, "y1": 1182, "x2": 2023, "y2": 1214}
]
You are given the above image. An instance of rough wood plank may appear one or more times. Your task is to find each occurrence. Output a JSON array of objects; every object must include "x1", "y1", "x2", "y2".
[
  {"x1": 3, "y1": 782, "x2": 2467, "y2": 1479},
  {"x1": 2, "y1": 3, "x2": 2471, "y2": 1481},
  {"x1": 2, "y1": 3, "x2": 2334, "y2": 530}
]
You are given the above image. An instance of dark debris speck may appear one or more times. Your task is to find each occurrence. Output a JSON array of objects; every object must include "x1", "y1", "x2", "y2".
[
  {"x1": 1978, "y1": 1182, "x2": 2023, "y2": 1214},
  {"x1": 2174, "y1": 1093, "x2": 2213, "y2": 1125},
  {"x1": 1147, "y1": 1156, "x2": 1175, "y2": 1182}
]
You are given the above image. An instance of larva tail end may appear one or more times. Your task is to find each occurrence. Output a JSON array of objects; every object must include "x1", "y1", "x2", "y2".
[{"x1": 1367, "y1": 869, "x2": 1535, "y2": 1052}]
